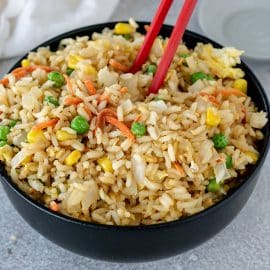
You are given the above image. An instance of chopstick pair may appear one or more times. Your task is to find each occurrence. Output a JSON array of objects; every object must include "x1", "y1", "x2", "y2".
[{"x1": 130, "y1": 0, "x2": 198, "y2": 95}]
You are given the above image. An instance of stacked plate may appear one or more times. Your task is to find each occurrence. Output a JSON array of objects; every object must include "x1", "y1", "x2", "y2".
[{"x1": 198, "y1": 0, "x2": 270, "y2": 60}]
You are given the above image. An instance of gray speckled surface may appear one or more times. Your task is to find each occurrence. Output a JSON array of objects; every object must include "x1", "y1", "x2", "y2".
[{"x1": 1, "y1": 1, "x2": 270, "y2": 269}]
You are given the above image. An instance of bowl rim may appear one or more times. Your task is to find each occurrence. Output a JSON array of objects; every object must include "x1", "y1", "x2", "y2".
[{"x1": 1, "y1": 21, "x2": 270, "y2": 231}]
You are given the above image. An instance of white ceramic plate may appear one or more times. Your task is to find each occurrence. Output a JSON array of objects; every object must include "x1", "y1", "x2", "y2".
[{"x1": 198, "y1": 0, "x2": 270, "y2": 60}]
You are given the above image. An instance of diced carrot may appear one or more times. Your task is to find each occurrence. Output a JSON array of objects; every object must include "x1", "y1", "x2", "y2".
[
  {"x1": 109, "y1": 59, "x2": 129, "y2": 72},
  {"x1": 96, "y1": 108, "x2": 117, "y2": 128},
  {"x1": 97, "y1": 94, "x2": 110, "y2": 103},
  {"x1": 173, "y1": 162, "x2": 186, "y2": 177},
  {"x1": 120, "y1": 86, "x2": 128, "y2": 94},
  {"x1": 216, "y1": 88, "x2": 246, "y2": 97},
  {"x1": 49, "y1": 201, "x2": 59, "y2": 212},
  {"x1": 83, "y1": 104, "x2": 93, "y2": 119},
  {"x1": 104, "y1": 116, "x2": 135, "y2": 142},
  {"x1": 63, "y1": 74, "x2": 75, "y2": 96},
  {"x1": 64, "y1": 96, "x2": 83, "y2": 106},
  {"x1": 0, "y1": 78, "x2": 9, "y2": 86},
  {"x1": 32, "y1": 118, "x2": 59, "y2": 131},
  {"x1": 84, "y1": 79, "x2": 96, "y2": 95},
  {"x1": 144, "y1": 24, "x2": 150, "y2": 32}
]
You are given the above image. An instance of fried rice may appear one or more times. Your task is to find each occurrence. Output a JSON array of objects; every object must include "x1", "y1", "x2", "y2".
[{"x1": 0, "y1": 20, "x2": 268, "y2": 225}]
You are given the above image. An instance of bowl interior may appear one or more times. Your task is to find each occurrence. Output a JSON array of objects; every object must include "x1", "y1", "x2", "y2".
[{"x1": 1, "y1": 21, "x2": 270, "y2": 228}]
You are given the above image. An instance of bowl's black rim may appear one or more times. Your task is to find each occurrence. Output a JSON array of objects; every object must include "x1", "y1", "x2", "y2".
[{"x1": 1, "y1": 21, "x2": 270, "y2": 231}]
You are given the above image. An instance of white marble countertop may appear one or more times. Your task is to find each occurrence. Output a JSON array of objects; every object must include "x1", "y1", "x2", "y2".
[{"x1": 1, "y1": 1, "x2": 270, "y2": 269}]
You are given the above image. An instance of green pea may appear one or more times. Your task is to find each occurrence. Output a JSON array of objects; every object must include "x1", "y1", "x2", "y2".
[
  {"x1": 146, "y1": 64, "x2": 157, "y2": 75},
  {"x1": 9, "y1": 119, "x2": 17, "y2": 128},
  {"x1": 207, "y1": 178, "x2": 220, "y2": 193},
  {"x1": 0, "y1": 126, "x2": 10, "y2": 141},
  {"x1": 131, "y1": 122, "x2": 146, "y2": 137},
  {"x1": 71, "y1": 115, "x2": 90, "y2": 134},
  {"x1": 226, "y1": 154, "x2": 233, "y2": 169},
  {"x1": 66, "y1": 67, "x2": 74, "y2": 76},
  {"x1": 0, "y1": 141, "x2": 7, "y2": 147},
  {"x1": 48, "y1": 71, "x2": 65, "y2": 87},
  {"x1": 44, "y1": 96, "x2": 59, "y2": 107},
  {"x1": 179, "y1": 53, "x2": 190, "y2": 58},
  {"x1": 212, "y1": 133, "x2": 229, "y2": 149},
  {"x1": 191, "y1": 72, "x2": 208, "y2": 84}
]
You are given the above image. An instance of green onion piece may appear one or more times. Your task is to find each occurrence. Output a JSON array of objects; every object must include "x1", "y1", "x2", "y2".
[
  {"x1": 9, "y1": 120, "x2": 17, "y2": 128},
  {"x1": 44, "y1": 96, "x2": 59, "y2": 107},
  {"x1": 66, "y1": 67, "x2": 74, "y2": 76},
  {"x1": 207, "y1": 178, "x2": 221, "y2": 193},
  {"x1": 226, "y1": 155, "x2": 233, "y2": 169},
  {"x1": 179, "y1": 53, "x2": 190, "y2": 58}
]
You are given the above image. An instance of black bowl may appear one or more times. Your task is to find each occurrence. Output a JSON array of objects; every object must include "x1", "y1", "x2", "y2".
[{"x1": 1, "y1": 22, "x2": 270, "y2": 262}]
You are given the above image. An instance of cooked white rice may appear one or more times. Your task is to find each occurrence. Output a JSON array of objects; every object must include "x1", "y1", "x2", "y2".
[{"x1": 0, "y1": 21, "x2": 267, "y2": 225}]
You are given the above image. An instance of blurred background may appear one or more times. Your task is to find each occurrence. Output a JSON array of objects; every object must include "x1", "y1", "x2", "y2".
[{"x1": 0, "y1": 1, "x2": 270, "y2": 270}]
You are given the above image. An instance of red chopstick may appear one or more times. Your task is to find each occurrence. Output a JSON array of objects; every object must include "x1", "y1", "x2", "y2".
[
  {"x1": 148, "y1": 0, "x2": 198, "y2": 95},
  {"x1": 129, "y1": 0, "x2": 173, "y2": 74}
]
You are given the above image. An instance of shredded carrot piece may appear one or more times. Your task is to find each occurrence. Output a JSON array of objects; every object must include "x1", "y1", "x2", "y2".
[
  {"x1": 64, "y1": 96, "x2": 83, "y2": 106},
  {"x1": 216, "y1": 88, "x2": 246, "y2": 97},
  {"x1": 83, "y1": 104, "x2": 93, "y2": 119},
  {"x1": 49, "y1": 201, "x2": 59, "y2": 212},
  {"x1": 84, "y1": 79, "x2": 97, "y2": 95},
  {"x1": 104, "y1": 116, "x2": 135, "y2": 142},
  {"x1": 173, "y1": 162, "x2": 186, "y2": 177},
  {"x1": 63, "y1": 74, "x2": 75, "y2": 96},
  {"x1": 96, "y1": 108, "x2": 117, "y2": 128},
  {"x1": 109, "y1": 59, "x2": 129, "y2": 72},
  {"x1": 199, "y1": 92, "x2": 220, "y2": 106},
  {"x1": 120, "y1": 86, "x2": 128, "y2": 94},
  {"x1": 144, "y1": 24, "x2": 150, "y2": 32},
  {"x1": 0, "y1": 78, "x2": 9, "y2": 86},
  {"x1": 32, "y1": 118, "x2": 59, "y2": 131},
  {"x1": 97, "y1": 94, "x2": 110, "y2": 103},
  {"x1": 0, "y1": 66, "x2": 53, "y2": 86},
  {"x1": 12, "y1": 65, "x2": 53, "y2": 75}
]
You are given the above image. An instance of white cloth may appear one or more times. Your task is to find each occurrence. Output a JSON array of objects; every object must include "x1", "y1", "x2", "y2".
[{"x1": 0, "y1": 0, "x2": 119, "y2": 58}]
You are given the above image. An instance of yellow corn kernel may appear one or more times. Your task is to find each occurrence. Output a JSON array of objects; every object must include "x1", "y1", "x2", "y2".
[
  {"x1": 114, "y1": 23, "x2": 134, "y2": 35},
  {"x1": 56, "y1": 130, "x2": 77, "y2": 141},
  {"x1": 0, "y1": 145, "x2": 13, "y2": 162},
  {"x1": 27, "y1": 129, "x2": 47, "y2": 144},
  {"x1": 24, "y1": 162, "x2": 38, "y2": 172},
  {"x1": 21, "y1": 59, "x2": 30, "y2": 67},
  {"x1": 21, "y1": 155, "x2": 32, "y2": 165},
  {"x1": 233, "y1": 79, "x2": 247, "y2": 93},
  {"x1": 65, "y1": 150, "x2": 81, "y2": 166},
  {"x1": 68, "y1": 55, "x2": 84, "y2": 69},
  {"x1": 245, "y1": 151, "x2": 258, "y2": 164},
  {"x1": 206, "y1": 107, "x2": 221, "y2": 127},
  {"x1": 83, "y1": 65, "x2": 97, "y2": 75},
  {"x1": 97, "y1": 156, "x2": 113, "y2": 173}
]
